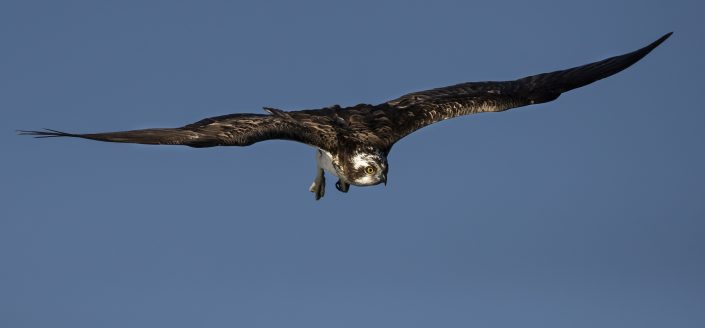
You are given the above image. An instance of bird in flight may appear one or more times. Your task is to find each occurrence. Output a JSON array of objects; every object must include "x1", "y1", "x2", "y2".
[{"x1": 20, "y1": 33, "x2": 672, "y2": 200}]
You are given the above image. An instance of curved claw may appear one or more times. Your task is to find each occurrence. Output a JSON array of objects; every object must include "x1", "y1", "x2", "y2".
[{"x1": 335, "y1": 180, "x2": 350, "y2": 193}]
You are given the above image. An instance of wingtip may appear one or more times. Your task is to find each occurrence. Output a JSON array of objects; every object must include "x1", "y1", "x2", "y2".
[
  {"x1": 16, "y1": 129, "x2": 39, "y2": 136},
  {"x1": 651, "y1": 32, "x2": 673, "y2": 48},
  {"x1": 16, "y1": 128, "x2": 74, "y2": 138},
  {"x1": 627, "y1": 32, "x2": 673, "y2": 60}
]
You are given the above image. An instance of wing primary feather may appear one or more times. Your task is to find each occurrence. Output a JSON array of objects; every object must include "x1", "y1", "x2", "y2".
[
  {"x1": 519, "y1": 32, "x2": 673, "y2": 99},
  {"x1": 17, "y1": 129, "x2": 75, "y2": 138},
  {"x1": 379, "y1": 33, "x2": 672, "y2": 146},
  {"x1": 18, "y1": 128, "x2": 204, "y2": 146},
  {"x1": 19, "y1": 110, "x2": 340, "y2": 150}
]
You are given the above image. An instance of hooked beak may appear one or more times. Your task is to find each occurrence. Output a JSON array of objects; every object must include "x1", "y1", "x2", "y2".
[{"x1": 382, "y1": 175, "x2": 387, "y2": 186}]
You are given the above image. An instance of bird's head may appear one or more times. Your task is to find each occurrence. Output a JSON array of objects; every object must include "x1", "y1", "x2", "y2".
[{"x1": 343, "y1": 148, "x2": 388, "y2": 186}]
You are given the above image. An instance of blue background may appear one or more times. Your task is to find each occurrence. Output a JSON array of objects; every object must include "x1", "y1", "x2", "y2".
[{"x1": 2, "y1": 0, "x2": 703, "y2": 327}]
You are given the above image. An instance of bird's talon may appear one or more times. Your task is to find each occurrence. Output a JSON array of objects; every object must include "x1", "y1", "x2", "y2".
[{"x1": 335, "y1": 180, "x2": 350, "y2": 193}]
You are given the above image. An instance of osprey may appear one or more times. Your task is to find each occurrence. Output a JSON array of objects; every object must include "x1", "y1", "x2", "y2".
[{"x1": 20, "y1": 33, "x2": 672, "y2": 200}]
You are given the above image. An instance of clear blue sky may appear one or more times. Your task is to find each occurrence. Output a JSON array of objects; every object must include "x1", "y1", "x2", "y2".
[{"x1": 2, "y1": 0, "x2": 703, "y2": 327}]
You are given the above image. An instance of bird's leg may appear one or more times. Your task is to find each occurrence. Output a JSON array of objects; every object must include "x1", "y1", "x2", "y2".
[
  {"x1": 309, "y1": 167, "x2": 326, "y2": 200},
  {"x1": 335, "y1": 179, "x2": 350, "y2": 193}
]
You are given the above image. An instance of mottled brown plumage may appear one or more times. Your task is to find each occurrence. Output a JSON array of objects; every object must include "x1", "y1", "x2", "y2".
[{"x1": 19, "y1": 33, "x2": 672, "y2": 200}]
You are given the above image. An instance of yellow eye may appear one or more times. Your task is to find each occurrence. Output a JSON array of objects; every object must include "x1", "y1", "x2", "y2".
[{"x1": 365, "y1": 166, "x2": 375, "y2": 175}]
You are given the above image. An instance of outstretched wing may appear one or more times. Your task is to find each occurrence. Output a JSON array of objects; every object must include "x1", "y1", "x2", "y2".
[
  {"x1": 19, "y1": 108, "x2": 339, "y2": 150},
  {"x1": 379, "y1": 32, "x2": 672, "y2": 146}
]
